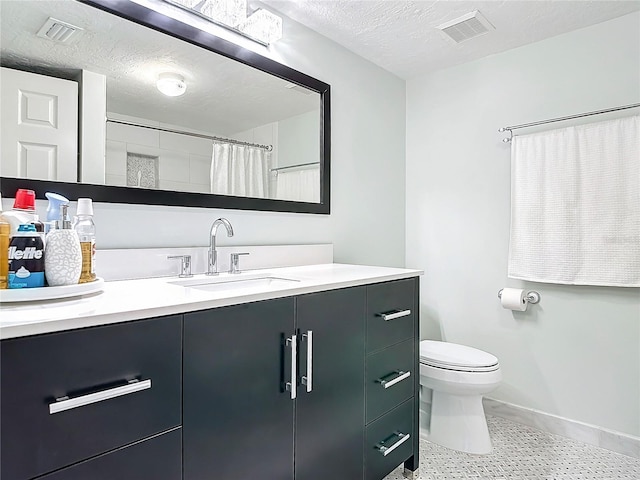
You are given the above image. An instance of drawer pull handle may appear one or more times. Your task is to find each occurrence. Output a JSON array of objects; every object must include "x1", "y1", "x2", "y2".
[
  {"x1": 49, "y1": 379, "x2": 151, "y2": 415},
  {"x1": 285, "y1": 335, "x2": 297, "y2": 400},
  {"x1": 378, "y1": 370, "x2": 411, "y2": 389},
  {"x1": 301, "y1": 330, "x2": 313, "y2": 393},
  {"x1": 378, "y1": 309, "x2": 411, "y2": 321},
  {"x1": 376, "y1": 431, "x2": 411, "y2": 457}
]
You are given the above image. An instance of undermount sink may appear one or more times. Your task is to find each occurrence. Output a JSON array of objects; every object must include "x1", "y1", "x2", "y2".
[{"x1": 167, "y1": 274, "x2": 300, "y2": 293}]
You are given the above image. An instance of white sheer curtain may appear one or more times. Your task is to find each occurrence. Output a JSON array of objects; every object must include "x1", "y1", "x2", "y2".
[
  {"x1": 275, "y1": 166, "x2": 320, "y2": 202},
  {"x1": 210, "y1": 143, "x2": 271, "y2": 198}
]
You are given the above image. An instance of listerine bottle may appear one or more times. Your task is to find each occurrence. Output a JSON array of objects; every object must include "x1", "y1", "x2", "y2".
[{"x1": 72, "y1": 198, "x2": 96, "y2": 283}]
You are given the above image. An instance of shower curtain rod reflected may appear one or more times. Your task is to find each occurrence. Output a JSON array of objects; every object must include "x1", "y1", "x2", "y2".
[
  {"x1": 106, "y1": 118, "x2": 273, "y2": 151},
  {"x1": 270, "y1": 161, "x2": 320, "y2": 173},
  {"x1": 498, "y1": 103, "x2": 640, "y2": 142}
]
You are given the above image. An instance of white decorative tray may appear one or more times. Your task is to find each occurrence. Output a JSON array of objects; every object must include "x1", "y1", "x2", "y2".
[{"x1": 0, "y1": 278, "x2": 105, "y2": 303}]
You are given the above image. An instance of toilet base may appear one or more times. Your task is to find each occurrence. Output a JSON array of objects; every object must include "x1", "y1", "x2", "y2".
[{"x1": 426, "y1": 390, "x2": 492, "y2": 454}]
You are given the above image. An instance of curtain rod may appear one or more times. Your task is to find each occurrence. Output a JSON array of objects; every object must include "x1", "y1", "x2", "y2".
[
  {"x1": 271, "y1": 161, "x2": 319, "y2": 173},
  {"x1": 106, "y1": 118, "x2": 273, "y2": 151},
  {"x1": 499, "y1": 103, "x2": 640, "y2": 142}
]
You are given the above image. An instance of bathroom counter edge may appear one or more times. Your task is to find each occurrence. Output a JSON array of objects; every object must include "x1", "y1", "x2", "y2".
[{"x1": 0, "y1": 263, "x2": 423, "y2": 339}]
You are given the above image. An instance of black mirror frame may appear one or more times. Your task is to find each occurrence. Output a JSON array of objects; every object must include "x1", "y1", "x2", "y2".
[{"x1": 0, "y1": 0, "x2": 330, "y2": 214}]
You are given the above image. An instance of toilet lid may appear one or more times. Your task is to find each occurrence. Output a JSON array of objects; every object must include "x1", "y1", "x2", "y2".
[{"x1": 420, "y1": 340, "x2": 499, "y2": 370}]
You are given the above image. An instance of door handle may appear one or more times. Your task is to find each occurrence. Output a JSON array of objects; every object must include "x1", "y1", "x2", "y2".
[
  {"x1": 285, "y1": 334, "x2": 297, "y2": 400},
  {"x1": 301, "y1": 330, "x2": 313, "y2": 393}
]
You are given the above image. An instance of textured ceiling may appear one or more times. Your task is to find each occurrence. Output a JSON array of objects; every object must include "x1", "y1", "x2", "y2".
[
  {"x1": 3, "y1": 0, "x2": 638, "y2": 130},
  {"x1": 0, "y1": 0, "x2": 319, "y2": 135},
  {"x1": 260, "y1": 0, "x2": 640, "y2": 79}
]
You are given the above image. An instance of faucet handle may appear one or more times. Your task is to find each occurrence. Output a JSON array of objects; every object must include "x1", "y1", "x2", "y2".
[
  {"x1": 168, "y1": 255, "x2": 193, "y2": 278},
  {"x1": 229, "y1": 252, "x2": 249, "y2": 274}
]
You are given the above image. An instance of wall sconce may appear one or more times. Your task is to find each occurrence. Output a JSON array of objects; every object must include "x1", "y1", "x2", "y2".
[
  {"x1": 163, "y1": 0, "x2": 283, "y2": 46},
  {"x1": 157, "y1": 72, "x2": 187, "y2": 96}
]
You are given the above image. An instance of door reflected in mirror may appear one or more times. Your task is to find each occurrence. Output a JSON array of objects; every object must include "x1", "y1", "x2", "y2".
[{"x1": 0, "y1": 0, "x2": 324, "y2": 206}]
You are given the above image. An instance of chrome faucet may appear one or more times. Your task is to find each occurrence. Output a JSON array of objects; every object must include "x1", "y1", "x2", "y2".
[{"x1": 207, "y1": 218, "x2": 234, "y2": 275}]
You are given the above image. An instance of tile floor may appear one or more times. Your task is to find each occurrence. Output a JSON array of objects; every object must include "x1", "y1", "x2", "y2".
[{"x1": 384, "y1": 415, "x2": 640, "y2": 480}]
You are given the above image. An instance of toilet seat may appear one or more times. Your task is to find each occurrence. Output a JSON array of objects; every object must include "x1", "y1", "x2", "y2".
[{"x1": 420, "y1": 340, "x2": 499, "y2": 373}]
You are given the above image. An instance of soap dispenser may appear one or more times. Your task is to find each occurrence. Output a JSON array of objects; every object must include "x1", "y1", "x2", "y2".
[{"x1": 45, "y1": 204, "x2": 82, "y2": 286}]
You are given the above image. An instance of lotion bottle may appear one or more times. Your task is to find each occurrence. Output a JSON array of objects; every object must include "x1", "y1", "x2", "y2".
[{"x1": 45, "y1": 204, "x2": 82, "y2": 286}]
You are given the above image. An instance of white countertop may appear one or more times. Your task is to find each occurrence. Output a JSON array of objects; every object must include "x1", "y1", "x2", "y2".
[{"x1": 0, "y1": 263, "x2": 422, "y2": 339}]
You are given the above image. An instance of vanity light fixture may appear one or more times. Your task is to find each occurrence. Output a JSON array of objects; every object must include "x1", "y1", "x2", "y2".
[
  {"x1": 238, "y1": 8, "x2": 282, "y2": 45},
  {"x1": 156, "y1": 72, "x2": 187, "y2": 96},
  {"x1": 162, "y1": 0, "x2": 283, "y2": 46}
]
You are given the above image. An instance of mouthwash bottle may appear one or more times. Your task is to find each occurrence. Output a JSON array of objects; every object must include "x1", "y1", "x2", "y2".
[{"x1": 73, "y1": 198, "x2": 96, "y2": 283}]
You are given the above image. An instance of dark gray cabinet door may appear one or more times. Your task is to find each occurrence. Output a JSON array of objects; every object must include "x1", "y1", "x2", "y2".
[
  {"x1": 295, "y1": 287, "x2": 366, "y2": 480},
  {"x1": 183, "y1": 298, "x2": 296, "y2": 480}
]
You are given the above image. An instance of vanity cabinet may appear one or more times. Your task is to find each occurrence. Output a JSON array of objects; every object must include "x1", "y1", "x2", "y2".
[
  {"x1": 0, "y1": 315, "x2": 182, "y2": 480},
  {"x1": 1, "y1": 275, "x2": 419, "y2": 480},
  {"x1": 183, "y1": 286, "x2": 366, "y2": 480}
]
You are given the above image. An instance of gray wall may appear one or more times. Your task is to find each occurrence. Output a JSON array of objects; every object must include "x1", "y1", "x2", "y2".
[
  {"x1": 406, "y1": 12, "x2": 640, "y2": 436},
  {"x1": 30, "y1": 12, "x2": 406, "y2": 268}
]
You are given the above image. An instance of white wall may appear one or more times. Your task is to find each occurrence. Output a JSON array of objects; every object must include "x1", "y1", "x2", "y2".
[
  {"x1": 277, "y1": 110, "x2": 320, "y2": 168},
  {"x1": 406, "y1": 12, "x2": 640, "y2": 436},
  {"x1": 86, "y1": 15, "x2": 405, "y2": 266}
]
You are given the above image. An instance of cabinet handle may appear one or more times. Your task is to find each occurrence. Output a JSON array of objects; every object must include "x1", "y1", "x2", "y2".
[
  {"x1": 377, "y1": 309, "x2": 411, "y2": 321},
  {"x1": 286, "y1": 334, "x2": 297, "y2": 400},
  {"x1": 49, "y1": 379, "x2": 151, "y2": 415},
  {"x1": 375, "y1": 431, "x2": 411, "y2": 457},
  {"x1": 301, "y1": 330, "x2": 313, "y2": 393},
  {"x1": 378, "y1": 370, "x2": 411, "y2": 389}
]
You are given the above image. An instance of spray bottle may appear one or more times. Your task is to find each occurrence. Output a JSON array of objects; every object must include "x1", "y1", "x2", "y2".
[{"x1": 44, "y1": 192, "x2": 70, "y2": 234}]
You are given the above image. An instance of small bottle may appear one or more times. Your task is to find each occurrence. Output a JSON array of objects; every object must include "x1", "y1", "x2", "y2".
[
  {"x1": 8, "y1": 224, "x2": 45, "y2": 289},
  {"x1": 73, "y1": 198, "x2": 96, "y2": 283},
  {"x1": 0, "y1": 193, "x2": 10, "y2": 289},
  {"x1": 45, "y1": 204, "x2": 82, "y2": 287}
]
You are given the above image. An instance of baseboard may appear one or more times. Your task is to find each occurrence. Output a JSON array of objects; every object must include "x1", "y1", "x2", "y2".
[{"x1": 483, "y1": 397, "x2": 640, "y2": 459}]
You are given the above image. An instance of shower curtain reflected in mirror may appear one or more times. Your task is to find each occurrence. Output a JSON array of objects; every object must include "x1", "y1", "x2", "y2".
[
  {"x1": 275, "y1": 167, "x2": 320, "y2": 202},
  {"x1": 210, "y1": 143, "x2": 271, "y2": 198}
]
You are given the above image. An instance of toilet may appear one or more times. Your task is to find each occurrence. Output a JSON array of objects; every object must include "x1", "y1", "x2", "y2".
[{"x1": 419, "y1": 340, "x2": 501, "y2": 454}]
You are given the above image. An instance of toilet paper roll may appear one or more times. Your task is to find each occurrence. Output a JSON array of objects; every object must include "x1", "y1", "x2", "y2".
[{"x1": 500, "y1": 288, "x2": 528, "y2": 311}]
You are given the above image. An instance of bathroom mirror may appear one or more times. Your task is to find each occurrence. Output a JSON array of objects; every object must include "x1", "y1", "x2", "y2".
[{"x1": 0, "y1": 0, "x2": 330, "y2": 214}]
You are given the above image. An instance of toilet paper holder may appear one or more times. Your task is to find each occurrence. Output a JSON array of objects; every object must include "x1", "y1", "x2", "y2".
[{"x1": 497, "y1": 289, "x2": 540, "y2": 304}]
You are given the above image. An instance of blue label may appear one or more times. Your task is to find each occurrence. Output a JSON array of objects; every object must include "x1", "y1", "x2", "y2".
[{"x1": 8, "y1": 271, "x2": 45, "y2": 289}]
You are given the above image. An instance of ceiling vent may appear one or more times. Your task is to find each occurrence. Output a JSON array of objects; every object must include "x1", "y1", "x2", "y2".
[
  {"x1": 437, "y1": 10, "x2": 495, "y2": 44},
  {"x1": 36, "y1": 17, "x2": 84, "y2": 44}
]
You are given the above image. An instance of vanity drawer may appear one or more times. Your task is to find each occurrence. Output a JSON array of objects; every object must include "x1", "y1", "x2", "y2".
[
  {"x1": 0, "y1": 315, "x2": 182, "y2": 480},
  {"x1": 365, "y1": 399, "x2": 414, "y2": 480},
  {"x1": 38, "y1": 428, "x2": 182, "y2": 480},
  {"x1": 367, "y1": 278, "x2": 416, "y2": 353},
  {"x1": 366, "y1": 339, "x2": 414, "y2": 423}
]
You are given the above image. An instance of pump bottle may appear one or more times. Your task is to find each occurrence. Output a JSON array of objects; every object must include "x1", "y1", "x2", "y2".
[{"x1": 45, "y1": 204, "x2": 82, "y2": 287}]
